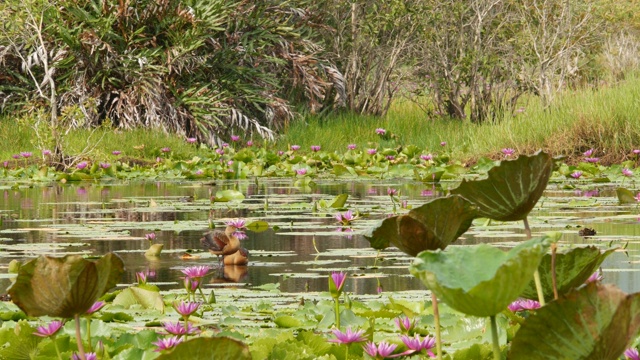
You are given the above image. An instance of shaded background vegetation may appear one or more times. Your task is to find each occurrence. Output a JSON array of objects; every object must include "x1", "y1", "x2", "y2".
[{"x1": 1, "y1": 0, "x2": 640, "y2": 164}]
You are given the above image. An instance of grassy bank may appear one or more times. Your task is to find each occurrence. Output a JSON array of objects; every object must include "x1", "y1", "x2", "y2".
[{"x1": 1, "y1": 77, "x2": 640, "y2": 165}]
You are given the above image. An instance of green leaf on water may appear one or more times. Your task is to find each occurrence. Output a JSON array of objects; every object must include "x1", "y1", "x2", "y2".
[
  {"x1": 8, "y1": 253, "x2": 124, "y2": 318},
  {"x1": 520, "y1": 246, "x2": 616, "y2": 302},
  {"x1": 451, "y1": 151, "x2": 553, "y2": 221},
  {"x1": 509, "y1": 283, "x2": 640, "y2": 359},
  {"x1": 274, "y1": 315, "x2": 303, "y2": 328},
  {"x1": 156, "y1": 336, "x2": 251, "y2": 359},
  {"x1": 112, "y1": 286, "x2": 165, "y2": 312},
  {"x1": 616, "y1": 187, "x2": 638, "y2": 204},
  {"x1": 330, "y1": 194, "x2": 349, "y2": 208},
  {"x1": 0, "y1": 321, "x2": 40, "y2": 360},
  {"x1": 410, "y1": 237, "x2": 550, "y2": 317},
  {"x1": 246, "y1": 221, "x2": 269, "y2": 233},
  {"x1": 214, "y1": 190, "x2": 245, "y2": 202}
]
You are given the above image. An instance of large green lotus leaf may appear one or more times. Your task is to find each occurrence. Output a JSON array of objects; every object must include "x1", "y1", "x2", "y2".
[
  {"x1": 509, "y1": 283, "x2": 640, "y2": 359},
  {"x1": 410, "y1": 237, "x2": 549, "y2": 317},
  {"x1": 451, "y1": 151, "x2": 553, "y2": 221},
  {"x1": 363, "y1": 196, "x2": 477, "y2": 256},
  {"x1": 521, "y1": 246, "x2": 616, "y2": 301},
  {"x1": 616, "y1": 187, "x2": 638, "y2": 204},
  {"x1": 112, "y1": 286, "x2": 165, "y2": 312},
  {"x1": 8, "y1": 254, "x2": 124, "y2": 318},
  {"x1": 157, "y1": 336, "x2": 251, "y2": 359}
]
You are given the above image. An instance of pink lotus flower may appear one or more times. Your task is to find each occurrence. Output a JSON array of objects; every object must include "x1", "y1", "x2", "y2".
[
  {"x1": 195, "y1": 169, "x2": 203, "y2": 175},
  {"x1": 225, "y1": 219, "x2": 246, "y2": 229},
  {"x1": 77, "y1": 161, "x2": 88, "y2": 170},
  {"x1": 42, "y1": 149, "x2": 52, "y2": 156},
  {"x1": 231, "y1": 135, "x2": 240, "y2": 142},
  {"x1": 145, "y1": 233, "x2": 156, "y2": 241},
  {"x1": 634, "y1": 149, "x2": 640, "y2": 155},
  {"x1": 222, "y1": 143, "x2": 229, "y2": 148},
  {"x1": 387, "y1": 188, "x2": 398, "y2": 196},
  {"x1": 386, "y1": 155, "x2": 395, "y2": 161},
  {"x1": 296, "y1": 168, "x2": 307, "y2": 176},
  {"x1": 233, "y1": 231, "x2": 248, "y2": 240},
  {"x1": 367, "y1": 149, "x2": 377, "y2": 155},
  {"x1": 623, "y1": 168, "x2": 633, "y2": 177},
  {"x1": 100, "y1": 162, "x2": 111, "y2": 169},
  {"x1": 184, "y1": 277, "x2": 199, "y2": 292},
  {"x1": 311, "y1": 145, "x2": 321, "y2": 152},
  {"x1": 440, "y1": 141, "x2": 446, "y2": 146},
  {"x1": 508, "y1": 299, "x2": 541, "y2": 312},
  {"x1": 153, "y1": 336, "x2": 183, "y2": 352},
  {"x1": 420, "y1": 154, "x2": 433, "y2": 161},
  {"x1": 161, "y1": 147, "x2": 171, "y2": 153},
  {"x1": 401, "y1": 334, "x2": 436, "y2": 357},
  {"x1": 186, "y1": 137, "x2": 197, "y2": 144},
  {"x1": 583, "y1": 148, "x2": 594, "y2": 157},
  {"x1": 329, "y1": 271, "x2": 347, "y2": 299},
  {"x1": 162, "y1": 321, "x2": 200, "y2": 336},
  {"x1": 394, "y1": 316, "x2": 416, "y2": 334},
  {"x1": 72, "y1": 353, "x2": 97, "y2": 360},
  {"x1": 227, "y1": 160, "x2": 234, "y2": 166},
  {"x1": 502, "y1": 148, "x2": 515, "y2": 156},
  {"x1": 136, "y1": 271, "x2": 147, "y2": 284},
  {"x1": 112, "y1": 150, "x2": 122, "y2": 155},
  {"x1": 181, "y1": 265, "x2": 211, "y2": 280},
  {"x1": 277, "y1": 151, "x2": 284, "y2": 156},
  {"x1": 421, "y1": 189, "x2": 433, "y2": 197},
  {"x1": 20, "y1": 152, "x2": 32, "y2": 158},
  {"x1": 635, "y1": 193, "x2": 640, "y2": 202},
  {"x1": 570, "y1": 171, "x2": 583, "y2": 179},
  {"x1": 34, "y1": 320, "x2": 64, "y2": 337},
  {"x1": 586, "y1": 271, "x2": 603, "y2": 284},
  {"x1": 625, "y1": 348, "x2": 640, "y2": 360},
  {"x1": 584, "y1": 157, "x2": 599, "y2": 163},
  {"x1": 363, "y1": 341, "x2": 402, "y2": 358},
  {"x1": 173, "y1": 301, "x2": 200, "y2": 317},
  {"x1": 335, "y1": 210, "x2": 356, "y2": 224},
  {"x1": 347, "y1": 144, "x2": 357, "y2": 150},
  {"x1": 246, "y1": 141, "x2": 253, "y2": 147},
  {"x1": 375, "y1": 128, "x2": 386, "y2": 135},
  {"x1": 86, "y1": 301, "x2": 106, "y2": 314},
  {"x1": 328, "y1": 327, "x2": 367, "y2": 344},
  {"x1": 12, "y1": 154, "x2": 20, "y2": 159},
  {"x1": 215, "y1": 148, "x2": 224, "y2": 155},
  {"x1": 291, "y1": 145, "x2": 301, "y2": 151}
]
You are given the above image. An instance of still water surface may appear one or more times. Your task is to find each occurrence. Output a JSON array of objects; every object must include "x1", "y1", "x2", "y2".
[{"x1": 0, "y1": 180, "x2": 638, "y2": 296}]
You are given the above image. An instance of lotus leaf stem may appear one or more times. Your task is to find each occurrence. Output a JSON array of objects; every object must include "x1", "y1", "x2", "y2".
[
  {"x1": 551, "y1": 243, "x2": 558, "y2": 300},
  {"x1": 533, "y1": 270, "x2": 546, "y2": 306},
  {"x1": 52, "y1": 335, "x2": 62, "y2": 360},
  {"x1": 432, "y1": 292, "x2": 443, "y2": 360},
  {"x1": 490, "y1": 315, "x2": 501, "y2": 360},
  {"x1": 74, "y1": 314, "x2": 86, "y2": 360},
  {"x1": 198, "y1": 287, "x2": 209, "y2": 303},
  {"x1": 86, "y1": 317, "x2": 92, "y2": 352},
  {"x1": 334, "y1": 298, "x2": 341, "y2": 329}
]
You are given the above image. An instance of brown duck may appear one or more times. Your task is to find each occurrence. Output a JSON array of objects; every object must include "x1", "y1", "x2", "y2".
[
  {"x1": 223, "y1": 247, "x2": 250, "y2": 266},
  {"x1": 200, "y1": 224, "x2": 243, "y2": 264}
]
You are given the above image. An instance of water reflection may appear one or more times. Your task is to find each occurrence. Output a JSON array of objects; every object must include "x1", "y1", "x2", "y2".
[{"x1": 0, "y1": 180, "x2": 638, "y2": 296}]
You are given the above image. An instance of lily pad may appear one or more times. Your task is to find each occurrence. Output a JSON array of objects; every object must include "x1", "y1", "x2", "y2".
[
  {"x1": 521, "y1": 246, "x2": 616, "y2": 301},
  {"x1": 112, "y1": 286, "x2": 165, "y2": 312},
  {"x1": 8, "y1": 253, "x2": 124, "y2": 318},
  {"x1": 451, "y1": 151, "x2": 553, "y2": 221},
  {"x1": 214, "y1": 190, "x2": 245, "y2": 202},
  {"x1": 409, "y1": 237, "x2": 550, "y2": 317},
  {"x1": 616, "y1": 188, "x2": 638, "y2": 204},
  {"x1": 156, "y1": 336, "x2": 251, "y2": 359},
  {"x1": 509, "y1": 283, "x2": 640, "y2": 359},
  {"x1": 363, "y1": 195, "x2": 477, "y2": 256}
]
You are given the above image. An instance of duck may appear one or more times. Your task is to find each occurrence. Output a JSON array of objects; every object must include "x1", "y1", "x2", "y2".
[{"x1": 200, "y1": 224, "x2": 241, "y2": 264}]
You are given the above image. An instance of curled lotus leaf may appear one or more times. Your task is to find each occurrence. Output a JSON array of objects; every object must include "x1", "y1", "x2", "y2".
[
  {"x1": 363, "y1": 195, "x2": 477, "y2": 256},
  {"x1": 409, "y1": 237, "x2": 550, "y2": 317},
  {"x1": 157, "y1": 336, "x2": 251, "y2": 359},
  {"x1": 520, "y1": 246, "x2": 616, "y2": 302},
  {"x1": 509, "y1": 283, "x2": 640, "y2": 359},
  {"x1": 8, "y1": 253, "x2": 124, "y2": 318},
  {"x1": 616, "y1": 188, "x2": 638, "y2": 205},
  {"x1": 451, "y1": 151, "x2": 553, "y2": 221}
]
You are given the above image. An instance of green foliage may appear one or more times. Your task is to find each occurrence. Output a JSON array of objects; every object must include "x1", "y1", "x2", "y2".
[
  {"x1": 156, "y1": 337, "x2": 251, "y2": 360},
  {"x1": 509, "y1": 283, "x2": 640, "y2": 359}
]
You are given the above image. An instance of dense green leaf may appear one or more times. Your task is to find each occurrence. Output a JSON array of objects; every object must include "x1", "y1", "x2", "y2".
[
  {"x1": 112, "y1": 287, "x2": 165, "y2": 312},
  {"x1": 520, "y1": 247, "x2": 616, "y2": 301},
  {"x1": 509, "y1": 283, "x2": 640, "y2": 359},
  {"x1": 330, "y1": 194, "x2": 349, "y2": 208},
  {"x1": 8, "y1": 254, "x2": 124, "y2": 318},
  {"x1": 363, "y1": 195, "x2": 477, "y2": 256},
  {"x1": 156, "y1": 337, "x2": 251, "y2": 359},
  {"x1": 616, "y1": 187, "x2": 638, "y2": 204},
  {"x1": 409, "y1": 237, "x2": 550, "y2": 317},
  {"x1": 451, "y1": 151, "x2": 553, "y2": 221}
]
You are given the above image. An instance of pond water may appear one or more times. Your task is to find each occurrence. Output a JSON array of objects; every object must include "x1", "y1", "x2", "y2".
[{"x1": 0, "y1": 179, "x2": 639, "y2": 296}]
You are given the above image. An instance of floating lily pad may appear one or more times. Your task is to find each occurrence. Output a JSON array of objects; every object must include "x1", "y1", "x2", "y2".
[
  {"x1": 409, "y1": 237, "x2": 550, "y2": 317},
  {"x1": 113, "y1": 286, "x2": 165, "y2": 312},
  {"x1": 521, "y1": 246, "x2": 616, "y2": 301},
  {"x1": 616, "y1": 188, "x2": 638, "y2": 204},
  {"x1": 8, "y1": 253, "x2": 124, "y2": 318},
  {"x1": 156, "y1": 336, "x2": 251, "y2": 359},
  {"x1": 363, "y1": 195, "x2": 477, "y2": 256},
  {"x1": 214, "y1": 190, "x2": 245, "y2": 202},
  {"x1": 509, "y1": 283, "x2": 640, "y2": 359},
  {"x1": 451, "y1": 151, "x2": 553, "y2": 221}
]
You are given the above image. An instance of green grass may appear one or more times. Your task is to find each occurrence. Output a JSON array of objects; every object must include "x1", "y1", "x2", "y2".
[{"x1": 2, "y1": 77, "x2": 640, "y2": 165}]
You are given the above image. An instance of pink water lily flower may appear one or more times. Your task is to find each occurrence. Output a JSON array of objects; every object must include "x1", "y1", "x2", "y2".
[
  {"x1": 584, "y1": 157, "x2": 599, "y2": 163},
  {"x1": 163, "y1": 321, "x2": 200, "y2": 336},
  {"x1": 328, "y1": 327, "x2": 367, "y2": 344},
  {"x1": 225, "y1": 219, "x2": 246, "y2": 229},
  {"x1": 508, "y1": 298, "x2": 541, "y2": 312},
  {"x1": 72, "y1": 352, "x2": 97, "y2": 360},
  {"x1": 20, "y1": 152, "x2": 32, "y2": 158},
  {"x1": 100, "y1": 162, "x2": 111, "y2": 169},
  {"x1": 231, "y1": 135, "x2": 240, "y2": 142},
  {"x1": 420, "y1": 154, "x2": 433, "y2": 161},
  {"x1": 186, "y1": 137, "x2": 197, "y2": 144},
  {"x1": 401, "y1": 334, "x2": 436, "y2": 357},
  {"x1": 161, "y1": 147, "x2": 171, "y2": 153},
  {"x1": 42, "y1": 149, "x2": 52, "y2": 156},
  {"x1": 77, "y1": 161, "x2": 88, "y2": 170},
  {"x1": 586, "y1": 271, "x2": 603, "y2": 284},
  {"x1": 291, "y1": 145, "x2": 300, "y2": 151},
  {"x1": 311, "y1": 145, "x2": 321, "y2": 152},
  {"x1": 502, "y1": 148, "x2": 515, "y2": 156},
  {"x1": 635, "y1": 193, "x2": 640, "y2": 202},
  {"x1": 394, "y1": 315, "x2": 416, "y2": 334},
  {"x1": 112, "y1": 150, "x2": 122, "y2": 155},
  {"x1": 624, "y1": 348, "x2": 640, "y2": 360},
  {"x1": 363, "y1": 341, "x2": 403, "y2": 358},
  {"x1": 440, "y1": 141, "x2": 447, "y2": 146},
  {"x1": 335, "y1": 210, "x2": 356, "y2": 224},
  {"x1": 136, "y1": 271, "x2": 147, "y2": 284},
  {"x1": 33, "y1": 320, "x2": 64, "y2": 337},
  {"x1": 153, "y1": 336, "x2": 183, "y2": 352},
  {"x1": 347, "y1": 144, "x2": 356, "y2": 150},
  {"x1": 234, "y1": 231, "x2": 248, "y2": 240},
  {"x1": 296, "y1": 168, "x2": 307, "y2": 176},
  {"x1": 387, "y1": 188, "x2": 398, "y2": 196},
  {"x1": 622, "y1": 168, "x2": 633, "y2": 177},
  {"x1": 145, "y1": 233, "x2": 156, "y2": 241},
  {"x1": 173, "y1": 301, "x2": 200, "y2": 317},
  {"x1": 181, "y1": 265, "x2": 211, "y2": 280},
  {"x1": 86, "y1": 301, "x2": 106, "y2": 314},
  {"x1": 246, "y1": 140, "x2": 253, "y2": 147},
  {"x1": 375, "y1": 128, "x2": 386, "y2": 135},
  {"x1": 570, "y1": 171, "x2": 583, "y2": 179},
  {"x1": 367, "y1": 149, "x2": 377, "y2": 155}
]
